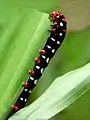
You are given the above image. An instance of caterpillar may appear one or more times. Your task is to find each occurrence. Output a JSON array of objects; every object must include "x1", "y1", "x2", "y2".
[{"x1": 7, "y1": 11, "x2": 67, "y2": 118}]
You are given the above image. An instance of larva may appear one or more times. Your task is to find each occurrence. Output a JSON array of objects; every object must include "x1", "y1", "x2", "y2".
[{"x1": 8, "y1": 11, "x2": 67, "y2": 117}]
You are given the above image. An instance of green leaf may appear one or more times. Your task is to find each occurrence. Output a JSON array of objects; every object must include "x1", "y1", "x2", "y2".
[
  {"x1": 0, "y1": 9, "x2": 50, "y2": 120},
  {"x1": 8, "y1": 63, "x2": 90, "y2": 120},
  {"x1": 0, "y1": 0, "x2": 58, "y2": 21}
]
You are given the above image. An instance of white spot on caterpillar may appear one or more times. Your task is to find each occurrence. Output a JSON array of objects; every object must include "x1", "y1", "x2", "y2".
[
  {"x1": 29, "y1": 90, "x2": 32, "y2": 93},
  {"x1": 20, "y1": 97, "x2": 23, "y2": 101},
  {"x1": 57, "y1": 41, "x2": 60, "y2": 44},
  {"x1": 36, "y1": 66, "x2": 40, "y2": 69},
  {"x1": 57, "y1": 16, "x2": 59, "y2": 19},
  {"x1": 30, "y1": 77, "x2": 34, "y2": 80},
  {"x1": 59, "y1": 33, "x2": 62, "y2": 36},
  {"x1": 42, "y1": 55, "x2": 46, "y2": 59},
  {"x1": 46, "y1": 58, "x2": 49, "y2": 63},
  {"x1": 51, "y1": 38, "x2": 55, "y2": 41},
  {"x1": 34, "y1": 80, "x2": 37, "y2": 84},
  {"x1": 41, "y1": 68, "x2": 44, "y2": 73},
  {"x1": 47, "y1": 45, "x2": 51, "y2": 49},
  {"x1": 60, "y1": 22, "x2": 63, "y2": 26},
  {"x1": 25, "y1": 89, "x2": 28, "y2": 92},
  {"x1": 52, "y1": 49, "x2": 55, "y2": 53},
  {"x1": 25, "y1": 99, "x2": 27, "y2": 102}
]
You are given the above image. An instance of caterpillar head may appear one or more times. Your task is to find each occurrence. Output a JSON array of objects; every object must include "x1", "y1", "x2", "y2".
[{"x1": 49, "y1": 11, "x2": 62, "y2": 21}]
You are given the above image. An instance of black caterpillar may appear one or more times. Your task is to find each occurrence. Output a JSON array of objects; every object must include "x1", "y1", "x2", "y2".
[{"x1": 7, "y1": 11, "x2": 67, "y2": 118}]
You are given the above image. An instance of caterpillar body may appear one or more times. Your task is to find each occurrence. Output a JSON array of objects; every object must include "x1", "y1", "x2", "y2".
[{"x1": 8, "y1": 11, "x2": 67, "y2": 117}]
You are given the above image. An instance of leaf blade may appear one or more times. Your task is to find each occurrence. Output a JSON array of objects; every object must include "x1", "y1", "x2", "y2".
[
  {"x1": 8, "y1": 63, "x2": 90, "y2": 120},
  {"x1": 0, "y1": 9, "x2": 50, "y2": 120}
]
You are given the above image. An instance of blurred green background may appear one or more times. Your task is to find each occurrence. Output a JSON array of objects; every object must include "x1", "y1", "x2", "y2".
[{"x1": 0, "y1": 0, "x2": 90, "y2": 120}]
